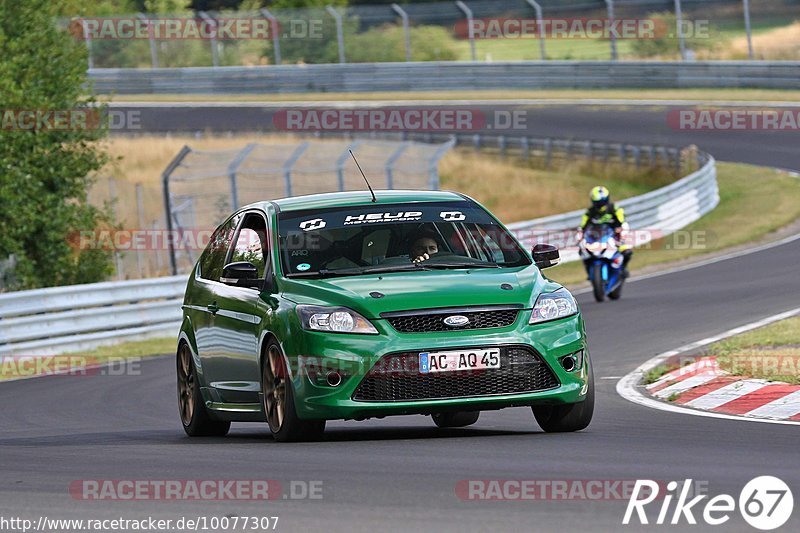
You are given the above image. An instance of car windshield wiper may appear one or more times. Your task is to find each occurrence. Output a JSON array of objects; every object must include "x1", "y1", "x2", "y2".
[
  {"x1": 360, "y1": 263, "x2": 433, "y2": 274},
  {"x1": 285, "y1": 268, "x2": 365, "y2": 279},
  {"x1": 423, "y1": 260, "x2": 501, "y2": 269}
]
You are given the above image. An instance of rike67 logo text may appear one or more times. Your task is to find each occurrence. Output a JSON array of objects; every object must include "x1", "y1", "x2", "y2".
[{"x1": 624, "y1": 477, "x2": 793, "y2": 530}]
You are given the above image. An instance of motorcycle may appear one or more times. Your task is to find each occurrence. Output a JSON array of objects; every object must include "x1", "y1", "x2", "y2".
[{"x1": 578, "y1": 223, "x2": 625, "y2": 302}]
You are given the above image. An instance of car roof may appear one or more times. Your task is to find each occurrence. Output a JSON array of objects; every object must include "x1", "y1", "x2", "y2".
[{"x1": 245, "y1": 190, "x2": 469, "y2": 213}]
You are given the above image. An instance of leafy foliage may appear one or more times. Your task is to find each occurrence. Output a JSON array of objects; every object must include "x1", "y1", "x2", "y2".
[{"x1": 0, "y1": 0, "x2": 115, "y2": 289}]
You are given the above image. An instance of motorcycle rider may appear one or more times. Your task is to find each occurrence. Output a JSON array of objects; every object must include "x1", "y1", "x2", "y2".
[{"x1": 576, "y1": 186, "x2": 632, "y2": 278}]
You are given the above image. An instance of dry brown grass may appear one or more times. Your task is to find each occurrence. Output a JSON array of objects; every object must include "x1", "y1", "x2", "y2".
[
  {"x1": 712, "y1": 21, "x2": 800, "y2": 60},
  {"x1": 439, "y1": 149, "x2": 674, "y2": 222}
]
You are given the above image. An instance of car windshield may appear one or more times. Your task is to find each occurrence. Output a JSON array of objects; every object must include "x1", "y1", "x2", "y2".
[{"x1": 277, "y1": 200, "x2": 530, "y2": 277}]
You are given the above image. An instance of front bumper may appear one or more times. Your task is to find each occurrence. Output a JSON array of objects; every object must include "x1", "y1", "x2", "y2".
[{"x1": 286, "y1": 312, "x2": 589, "y2": 420}]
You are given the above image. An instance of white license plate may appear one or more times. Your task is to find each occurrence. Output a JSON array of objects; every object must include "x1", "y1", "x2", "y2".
[{"x1": 419, "y1": 348, "x2": 501, "y2": 374}]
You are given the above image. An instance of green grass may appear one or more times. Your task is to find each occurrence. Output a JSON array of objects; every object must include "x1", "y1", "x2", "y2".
[
  {"x1": 454, "y1": 37, "x2": 635, "y2": 61},
  {"x1": 546, "y1": 162, "x2": 800, "y2": 287},
  {"x1": 707, "y1": 317, "x2": 800, "y2": 384},
  {"x1": 644, "y1": 365, "x2": 669, "y2": 385},
  {"x1": 104, "y1": 88, "x2": 800, "y2": 103},
  {"x1": 67, "y1": 337, "x2": 175, "y2": 359}
]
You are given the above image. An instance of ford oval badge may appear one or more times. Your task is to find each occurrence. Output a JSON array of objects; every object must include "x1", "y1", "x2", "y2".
[{"x1": 443, "y1": 315, "x2": 470, "y2": 328}]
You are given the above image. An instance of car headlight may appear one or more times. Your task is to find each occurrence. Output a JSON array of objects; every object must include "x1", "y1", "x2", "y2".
[
  {"x1": 297, "y1": 305, "x2": 378, "y2": 334},
  {"x1": 529, "y1": 288, "x2": 578, "y2": 325}
]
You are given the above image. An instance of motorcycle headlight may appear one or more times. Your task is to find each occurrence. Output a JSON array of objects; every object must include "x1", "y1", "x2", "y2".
[
  {"x1": 297, "y1": 305, "x2": 378, "y2": 334},
  {"x1": 529, "y1": 288, "x2": 578, "y2": 325}
]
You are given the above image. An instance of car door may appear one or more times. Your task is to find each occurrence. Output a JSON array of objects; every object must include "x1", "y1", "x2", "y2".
[
  {"x1": 210, "y1": 210, "x2": 271, "y2": 404},
  {"x1": 190, "y1": 213, "x2": 242, "y2": 402}
]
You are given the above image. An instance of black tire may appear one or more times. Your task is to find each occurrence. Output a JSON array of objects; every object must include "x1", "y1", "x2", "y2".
[
  {"x1": 608, "y1": 278, "x2": 624, "y2": 300},
  {"x1": 591, "y1": 267, "x2": 605, "y2": 302},
  {"x1": 532, "y1": 364, "x2": 594, "y2": 433},
  {"x1": 177, "y1": 343, "x2": 231, "y2": 437},
  {"x1": 432, "y1": 411, "x2": 480, "y2": 428},
  {"x1": 262, "y1": 341, "x2": 326, "y2": 443}
]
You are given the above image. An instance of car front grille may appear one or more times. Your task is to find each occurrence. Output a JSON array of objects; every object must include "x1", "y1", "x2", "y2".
[
  {"x1": 383, "y1": 306, "x2": 521, "y2": 333},
  {"x1": 352, "y1": 345, "x2": 560, "y2": 402}
]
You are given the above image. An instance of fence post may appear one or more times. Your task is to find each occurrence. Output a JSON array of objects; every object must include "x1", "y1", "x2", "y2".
[
  {"x1": 520, "y1": 137, "x2": 530, "y2": 160},
  {"x1": 227, "y1": 143, "x2": 257, "y2": 210},
  {"x1": 385, "y1": 142, "x2": 411, "y2": 189},
  {"x1": 428, "y1": 138, "x2": 456, "y2": 190},
  {"x1": 107, "y1": 177, "x2": 124, "y2": 280},
  {"x1": 455, "y1": 1, "x2": 476, "y2": 61},
  {"x1": 604, "y1": 0, "x2": 618, "y2": 61},
  {"x1": 525, "y1": 0, "x2": 546, "y2": 60},
  {"x1": 162, "y1": 145, "x2": 192, "y2": 276},
  {"x1": 391, "y1": 4, "x2": 412, "y2": 62},
  {"x1": 673, "y1": 0, "x2": 687, "y2": 60},
  {"x1": 81, "y1": 19, "x2": 94, "y2": 69},
  {"x1": 137, "y1": 13, "x2": 159, "y2": 68},
  {"x1": 283, "y1": 142, "x2": 310, "y2": 197},
  {"x1": 260, "y1": 8, "x2": 282, "y2": 65},
  {"x1": 326, "y1": 6, "x2": 346, "y2": 64},
  {"x1": 742, "y1": 0, "x2": 754, "y2": 59},
  {"x1": 135, "y1": 183, "x2": 146, "y2": 277},
  {"x1": 199, "y1": 11, "x2": 220, "y2": 67}
]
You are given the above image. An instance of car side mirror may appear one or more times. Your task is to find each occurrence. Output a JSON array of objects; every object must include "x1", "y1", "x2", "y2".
[
  {"x1": 221, "y1": 261, "x2": 261, "y2": 288},
  {"x1": 532, "y1": 244, "x2": 560, "y2": 270}
]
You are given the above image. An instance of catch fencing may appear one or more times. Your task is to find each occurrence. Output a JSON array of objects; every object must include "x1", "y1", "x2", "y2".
[
  {"x1": 162, "y1": 138, "x2": 455, "y2": 274},
  {"x1": 73, "y1": 0, "x2": 795, "y2": 68}
]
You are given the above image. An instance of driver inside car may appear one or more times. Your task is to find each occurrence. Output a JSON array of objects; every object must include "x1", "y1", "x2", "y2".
[{"x1": 410, "y1": 234, "x2": 440, "y2": 263}]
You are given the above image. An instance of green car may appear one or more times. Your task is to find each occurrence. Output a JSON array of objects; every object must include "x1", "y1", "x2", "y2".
[{"x1": 177, "y1": 190, "x2": 593, "y2": 442}]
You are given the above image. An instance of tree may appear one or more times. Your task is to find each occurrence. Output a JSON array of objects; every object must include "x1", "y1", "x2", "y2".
[{"x1": 0, "y1": 0, "x2": 115, "y2": 289}]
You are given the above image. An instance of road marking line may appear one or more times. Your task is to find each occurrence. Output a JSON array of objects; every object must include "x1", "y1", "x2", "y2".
[
  {"x1": 616, "y1": 306, "x2": 800, "y2": 426},
  {"x1": 686, "y1": 380, "x2": 770, "y2": 410},
  {"x1": 745, "y1": 389, "x2": 800, "y2": 419}
]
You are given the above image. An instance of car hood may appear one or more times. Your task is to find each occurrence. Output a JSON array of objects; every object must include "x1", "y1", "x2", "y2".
[{"x1": 280, "y1": 265, "x2": 555, "y2": 319}]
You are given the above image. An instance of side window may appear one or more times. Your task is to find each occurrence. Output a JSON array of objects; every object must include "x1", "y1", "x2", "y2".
[
  {"x1": 230, "y1": 213, "x2": 269, "y2": 278},
  {"x1": 199, "y1": 213, "x2": 241, "y2": 281}
]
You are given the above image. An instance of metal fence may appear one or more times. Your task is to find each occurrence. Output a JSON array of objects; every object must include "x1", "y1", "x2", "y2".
[
  {"x1": 162, "y1": 138, "x2": 455, "y2": 274},
  {"x1": 89, "y1": 61, "x2": 800, "y2": 94},
  {"x1": 73, "y1": 0, "x2": 798, "y2": 69},
  {"x1": 0, "y1": 275, "x2": 185, "y2": 357}
]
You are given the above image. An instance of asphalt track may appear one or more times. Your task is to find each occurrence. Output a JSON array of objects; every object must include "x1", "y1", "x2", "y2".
[{"x1": 1, "y1": 104, "x2": 799, "y2": 532}]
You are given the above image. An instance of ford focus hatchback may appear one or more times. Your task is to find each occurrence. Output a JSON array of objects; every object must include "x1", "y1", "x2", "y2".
[{"x1": 177, "y1": 190, "x2": 593, "y2": 442}]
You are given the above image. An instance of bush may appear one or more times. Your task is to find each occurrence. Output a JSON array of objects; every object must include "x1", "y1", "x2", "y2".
[
  {"x1": 0, "y1": 0, "x2": 115, "y2": 289},
  {"x1": 344, "y1": 24, "x2": 458, "y2": 63}
]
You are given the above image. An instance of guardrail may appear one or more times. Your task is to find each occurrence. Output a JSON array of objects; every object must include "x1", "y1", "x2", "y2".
[
  {"x1": 0, "y1": 276, "x2": 186, "y2": 356},
  {"x1": 89, "y1": 61, "x2": 800, "y2": 94},
  {"x1": 0, "y1": 140, "x2": 716, "y2": 357}
]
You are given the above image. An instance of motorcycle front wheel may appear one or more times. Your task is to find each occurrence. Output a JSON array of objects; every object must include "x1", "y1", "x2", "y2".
[{"x1": 592, "y1": 266, "x2": 605, "y2": 302}]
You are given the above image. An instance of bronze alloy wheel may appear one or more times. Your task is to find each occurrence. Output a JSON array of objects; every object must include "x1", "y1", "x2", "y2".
[
  {"x1": 263, "y1": 343, "x2": 287, "y2": 432},
  {"x1": 177, "y1": 344, "x2": 195, "y2": 426}
]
